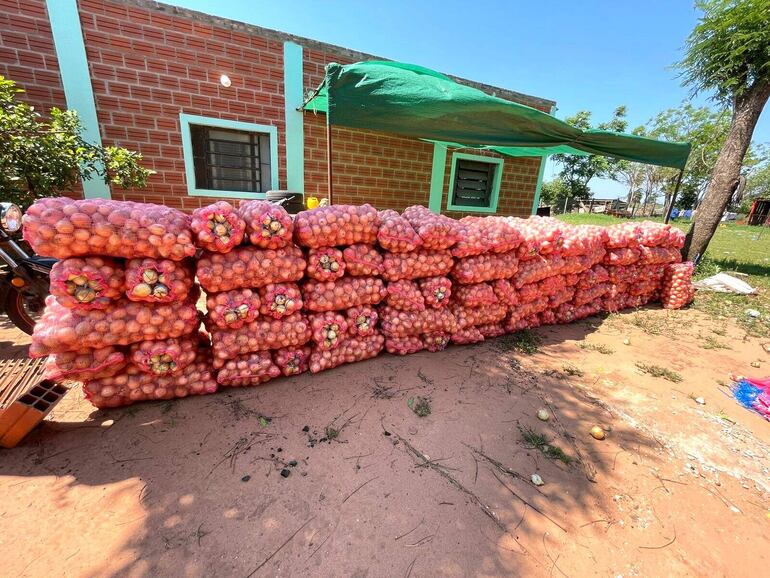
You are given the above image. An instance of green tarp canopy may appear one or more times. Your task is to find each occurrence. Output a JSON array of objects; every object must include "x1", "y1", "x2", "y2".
[{"x1": 303, "y1": 61, "x2": 691, "y2": 169}]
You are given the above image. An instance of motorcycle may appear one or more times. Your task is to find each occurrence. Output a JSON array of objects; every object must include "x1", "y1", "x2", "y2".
[{"x1": 0, "y1": 202, "x2": 54, "y2": 334}]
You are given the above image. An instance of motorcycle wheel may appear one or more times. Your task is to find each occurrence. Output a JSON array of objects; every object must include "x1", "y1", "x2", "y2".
[{"x1": 4, "y1": 288, "x2": 40, "y2": 335}]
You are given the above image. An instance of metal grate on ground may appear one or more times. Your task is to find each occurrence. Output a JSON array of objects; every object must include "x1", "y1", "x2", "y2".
[{"x1": 0, "y1": 357, "x2": 47, "y2": 410}]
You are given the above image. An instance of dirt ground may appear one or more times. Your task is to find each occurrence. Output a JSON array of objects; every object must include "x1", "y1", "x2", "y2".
[{"x1": 1, "y1": 306, "x2": 769, "y2": 577}]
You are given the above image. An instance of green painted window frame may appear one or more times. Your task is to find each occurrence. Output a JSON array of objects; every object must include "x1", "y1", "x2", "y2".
[
  {"x1": 179, "y1": 113, "x2": 279, "y2": 199},
  {"x1": 446, "y1": 152, "x2": 503, "y2": 213}
]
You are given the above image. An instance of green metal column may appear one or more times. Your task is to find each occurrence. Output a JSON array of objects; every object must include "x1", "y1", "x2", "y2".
[{"x1": 283, "y1": 41, "x2": 305, "y2": 193}]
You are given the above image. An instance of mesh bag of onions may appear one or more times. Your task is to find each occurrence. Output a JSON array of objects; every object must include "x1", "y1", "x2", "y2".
[
  {"x1": 210, "y1": 313, "x2": 311, "y2": 366},
  {"x1": 309, "y1": 333, "x2": 385, "y2": 373},
  {"x1": 638, "y1": 246, "x2": 682, "y2": 265},
  {"x1": 378, "y1": 306, "x2": 457, "y2": 337},
  {"x1": 23, "y1": 197, "x2": 196, "y2": 260},
  {"x1": 216, "y1": 351, "x2": 281, "y2": 387},
  {"x1": 343, "y1": 244, "x2": 383, "y2": 276},
  {"x1": 259, "y1": 283, "x2": 303, "y2": 318},
  {"x1": 238, "y1": 200, "x2": 293, "y2": 249},
  {"x1": 402, "y1": 205, "x2": 459, "y2": 250},
  {"x1": 419, "y1": 276, "x2": 451, "y2": 308},
  {"x1": 125, "y1": 258, "x2": 194, "y2": 302},
  {"x1": 450, "y1": 250, "x2": 519, "y2": 284},
  {"x1": 450, "y1": 219, "x2": 493, "y2": 258},
  {"x1": 83, "y1": 348, "x2": 217, "y2": 408},
  {"x1": 491, "y1": 279, "x2": 519, "y2": 307},
  {"x1": 294, "y1": 204, "x2": 380, "y2": 248},
  {"x1": 310, "y1": 311, "x2": 349, "y2": 350},
  {"x1": 42, "y1": 346, "x2": 127, "y2": 382},
  {"x1": 302, "y1": 276, "x2": 386, "y2": 312},
  {"x1": 306, "y1": 247, "x2": 346, "y2": 281},
  {"x1": 376, "y1": 209, "x2": 422, "y2": 253},
  {"x1": 517, "y1": 217, "x2": 564, "y2": 255},
  {"x1": 661, "y1": 262, "x2": 695, "y2": 309},
  {"x1": 451, "y1": 303, "x2": 508, "y2": 330},
  {"x1": 453, "y1": 282, "x2": 498, "y2": 307},
  {"x1": 382, "y1": 249, "x2": 454, "y2": 281},
  {"x1": 603, "y1": 247, "x2": 641, "y2": 267},
  {"x1": 190, "y1": 201, "x2": 245, "y2": 253},
  {"x1": 385, "y1": 335, "x2": 424, "y2": 355},
  {"x1": 30, "y1": 296, "x2": 200, "y2": 357},
  {"x1": 205, "y1": 288, "x2": 261, "y2": 330},
  {"x1": 273, "y1": 346, "x2": 311, "y2": 377},
  {"x1": 477, "y1": 322, "x2": 506, "y2": 339},
  {"x1": 451, "y1": 327, "x2": 485, "y2": 344},
  {"x1": 422, "y1": 331, "x2": 450, "y2": 352},
  {"x1": 128, "y1": 333, "x2": 199, "y2": 376},
  {"x1": 196, "y1": 245, "x2": 306, "y2": 292},
  {"x1": 346, "y1": 305, "x2": 378, "y2": 337},
  {"x1": 50, "y1": 257, "x2": 125, "y2": 310},
  {"x1": 385, "y1": 280, "x2": 425, "y2": 311},
  {"x1": 605, "y1": 222, "x2": 642, "y2": 248}
]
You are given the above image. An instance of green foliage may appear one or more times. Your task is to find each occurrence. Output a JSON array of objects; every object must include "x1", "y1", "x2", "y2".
[
  {"x1": 0, "y1": 75, "x2": 152, "y2": 207},
  {"x1": 539, "y1": 177, "x2": 570, "y2": 209},
  {"x1": 407, "y1": 396, "x2": 431, "y2": 417},
  {"x1": 740, "y1": 146, "x2": 770, "y2": 212},
  {"x1": 635, "y1": 362, "x2": 683, "y2": 383},
  {"x1": 552, "y1": 106, "x2": 628, "y2": 200},
  {"x1": 676, "y1": 0, "x2": 770, "y2": 104},
  {"x1": 519, "y1": 426, "x2": 573, "y2": 465}
]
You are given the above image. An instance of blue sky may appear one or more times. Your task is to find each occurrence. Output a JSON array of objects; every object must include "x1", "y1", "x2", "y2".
[{"x1": 166, "y1": 0, "x2": 769, "y2": 198}]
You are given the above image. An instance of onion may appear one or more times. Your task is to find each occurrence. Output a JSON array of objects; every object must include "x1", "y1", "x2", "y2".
[
  {"x1": 382, "y1": 249, "x2": 454, "y2": 281},
  {"x1": 419, "y1": 276, "x2": 452, "y2": 308},
  {"x1": 205, "y1": 288, "x2": 261, "y2": 329},
  {"x1": 302, "y1": 276, "x2": 386, "y2": 312},
  {"x1": 216, "y1": 351, "x2": 281, "y2": 387},
  {"x1": 309, "y1": 311, "x2": 349, "y2": 350},
  {"x1": 379, "y1": 306, "x2": 457, "y2": 337},
  {"x1": 50, "y1": 256, "x2": 125, "y2": 310},
  {"x1": 385, "y1": 335, "x2": 425, "y2": 355},
  {"x1": 402, "y1": 205, "x2": 459, "y2": 250},
  {"x1": 196, "y1": 244, "x2": 306, "y2": 292},
  {"x1": 453, "y1": 282, "x2": 498, "y2": 307},
  {"x1": 308, "y1": 333, "x2": 384, "y2": 373},
  {"x1": 128, "y1": 333, "x2": 200, "y2": 375},
  {"x1": 190, "y1": 201, "x2": 245, "y2": 252},
  {"x1": 377, "y1": 210, "x2": 422, "y2": 253},
  {"x1": 306, "y1": 247, "x2": 346, "y2": 281},
  {"x1": 125, "y1": 257, "x2": 195, "y2": 303},
  {"x1": 385, "y1": 280, "x2": 425, "y2": 311},
  {"x1": 294, "y1": 204, "x2": 379, "y2": 248},
  {"x1": 238, "y1": 200, "x2": 293, "y2": 249},
  {"x1": 259, "y1": 283, "x2": 303, "y2": 319},
  {"x1": 343, "y1": 244, "x2": 383, "y2": 276},
  {"x1": 345, "y1": 305, "x2": 379, "y2": 337},
  {"x1": 273, "y1": 346, "x2": 311, "y2": 376},
  {"x1": 43, "y1": 346, "x2": 126, "y2": 382}
]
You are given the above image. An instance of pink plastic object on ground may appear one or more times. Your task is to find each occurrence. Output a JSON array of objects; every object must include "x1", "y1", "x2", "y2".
[
  {"x1": 190, "y1": 201, "x2": 245, "y2": 253},
  {"x1": 377, "y1": 210, "x2": 422, "y2": 253},
  {"x1": 83, "y1": 348, "x2": 217, "y2": 408},
  {"x1": 273, "y1": 346, "x2": 311, "y2": 376},
  {"x1": 23, "y1": 197, "x2": 195, "y2": 260},
  {"x1": 419, "y1": 276, "x2": 452, "y2": 308},
  {"x1": 239, "y1": 200, "x2": 293, "y2": 249},
  {"x1": 386, "y1": 280, "x2": 425, "y2": 311},
  {"x1": 385, "y1": 335, "x2": 425, "y2": 355},
  {"x1": 382, "y1": 249, "x2": 454, "y2": 281},
  {"x1": 196, "y1": 245, "x2": 306, "y2": 292},
  {"x1": 661, "y1": 261, "x2": 695, "y2": 309},
  {"x1": 306, "y1": 247, "x2": 346, "y2": 281},
  {"x1": 294, "y1": 204, "x2": 380, "y2": 248},
  {"x1": 128, "y1": 334, "x2": 199, "y2": 376},
  {"x1": 302, "y1": 276, "x2": 386, "y2": 312},
  {"x1": 309, "y1": 333, "x2": 385, "y2": 373},
  {"x1": 343, "y1": 244, "x2": 383, "y2": 276},
  {"x1": 309, "y1": 311, "x2": 349, "y2": 350},
  {"x1": 210, "y1": 313, "x2": 311, "y2": 365},
  {"x1": 379, "y1": 306, "x2": 457, "y2": 337},
  {"x1": 125, "y1": 257, "x2": 194, "y2": 302},
  {"x1": 450, "y1": 250, "x2": 518, "y2": 284},
  {"x1": 453, "y1": 283, "x2": 498, "y2": 307},
  {"x1": 205, "y1": 288, "x2": 261, "y2": 330},
  {"x1": 30, "y1": 296, "x2": 200, "y2": 357},
  {"x1": 452, "y1": 303, "x2": 508, "y2": 329},
  {"x1": 42, "y1": 346, "x2": 127, "y2": 382},
  {"x1": 402, "y1": 205, "x2": 459, "y2": 250},
  {"x1": 346, "y1": 305, "x2": 379, "y2": 337},
  {"x1": 451, "y1": 327, "x2": 485, "y2": 344},
  {"x1": 259, "y1": 283, "x2": 303, "y2": 319},
  {"x1": 216, "y1": 351, "x2": 281, "y2": 387},
  {"x1": 422, "y1": 332, "x2": 450, "y2": 352},
  {"x1": 50, "y1": 257, "x2": 125, "y2": 310}
]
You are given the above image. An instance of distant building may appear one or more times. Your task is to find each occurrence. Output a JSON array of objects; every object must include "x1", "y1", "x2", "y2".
[
  {"x1": 577, "y1": 198, "x2": 629, "y2": 214},
  {"x1": 747, "y1": 198, "x2": 770, "y2": 226}
]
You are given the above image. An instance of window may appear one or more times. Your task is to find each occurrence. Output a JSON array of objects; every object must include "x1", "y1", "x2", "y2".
[
  {"x1": 180, "y1": 114, "x2": 278, "y2": 199},
  {"x1": 446, "y1": 153, "x2": 503, "y2": 213}
]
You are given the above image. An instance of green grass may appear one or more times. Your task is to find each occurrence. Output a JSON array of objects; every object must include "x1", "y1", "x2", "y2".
[
  {"x1": 407, "y1": 396, "x2": 431, "y2": 417},
  {"x1": 578, "y1": 342, "x2": 615, "y2": 355},
  {"x1": 495, "y1": 330, "x2": 541, "y2": 355},
  {"x1": 519, "y1": 426, "x2": 573, "y2": 465},
  {"x1": 635, "y1": 362, "x2": 683, "y2": 383}
]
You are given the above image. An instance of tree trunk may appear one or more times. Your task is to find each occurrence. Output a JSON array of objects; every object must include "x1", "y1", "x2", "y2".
[{"x1": 683, "y1": 82, "x2": 770, "y2": 261}]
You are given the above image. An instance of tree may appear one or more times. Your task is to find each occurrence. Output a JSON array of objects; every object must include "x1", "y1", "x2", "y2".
[
  {"x1": 0, "y1": 76, "x2": 152, "y2": 208},
  {"x1": 551, "y1": 106, "x2": 628, "y2": 200},
  {"x1": 676, "y1": 0, "x2": 770, "y2": 260},
  {"x1": 539, "y1": 178, "x2": 570, "y2": 211}
]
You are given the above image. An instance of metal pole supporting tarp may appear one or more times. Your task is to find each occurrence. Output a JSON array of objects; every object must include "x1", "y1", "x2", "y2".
[{"x1": 663, "y1": 168, "x2": 684, "y2": 224}]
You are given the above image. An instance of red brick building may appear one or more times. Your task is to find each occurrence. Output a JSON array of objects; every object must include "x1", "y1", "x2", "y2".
[{"x1": 0, "y1": 0, "x2": 555, "y2": 217}]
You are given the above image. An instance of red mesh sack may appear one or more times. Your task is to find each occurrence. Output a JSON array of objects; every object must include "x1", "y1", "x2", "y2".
[
  {"x1": 606, "y1": 223, "x2": 642, "y2": 249},
  {"x1": 377, "y1": 209, "x2": 422, "y2": 253},
  {"x1": 216, "y1": 351, "x2": 281, "y2": 387},
  {"x1": 422, "y1": 332, "x2": 450, "y2": 352},
  {"x1": 452, "y1": 303, "x2": 508, "y2": 330},
  {"x1": 539, "y1": 310, "x2": 557, "y2": 325},
  {"x1": 603, "y1": 247, "x2": 641, "y2": 267},
  {"x1": 309, "y1": 333, "x2": 385, "y2": 373},
  {"x1": 239, "y1": 200, "x2": 293, "y2": 249},
  {"x1": 508, "y1": 217, "x2": 542, "y2": 261},
  {"x1": 273, "y1": 346, "x2": 311, "y2": 377},
  {"x1": 382, "y1": 249, "x2": 454, "y2": 282},
  {"x1": 50, "y1": 256, "x2": 125, "y2": 310},
  {"x1": 451, "y1": 250, "x2": 518, "y2": 284},
  {"x1": 537, "y1": 274, "x2": 567, "y2": 297},
  {"x1": 128, "y1": 334, "x2": 199, "y2": 376},
  {"x1": 519, "y1": 217, "x2": 564, "y2": 255},
  {"x1": 210, "y1": 313, "x2": 311, "y2": 366},
  {"x1": 492, "y1": 279, "x2": 519, "y2": 307},
  {"x1": 196, "y1": 244, "x2": 306, "y2": 292},
  {"x1": 344, "y1": 305, "x2": 377, "y2": 337},
  {"x1": 564, "y1": 273, "x2": 580, "y2": 287},
  {"x1": 451, "y1": 327, "x2": 485, "y2": 345},
  {"x1": 205, "y1": 288, "x2": 261, "y2": 330},
  {"x1": 638, "y1": 246, "x2": 682, "y2": 265},
  {"x1": 637, "y1": 221, "x2": 671, "y2": 247},
  {"x1": 518, "y1": 283, "x2": 540, "y2": 304},
  {"x1": 43, "y1": 346, "x2": 127, "y2": 383},
  {"x1": 549, "y1": 287, "x2": 575, "y2": 308},
  {"x1": 307, "y1": 247, "x2": 346, "y2": 281},
  {"x1": 451, "y1": 219, "x2": 493, "y2": 258},
  {"x1": 573, "y1": 282, "x2": 611, "y2": 306},
  {"x1": 512, "y1": 296, "x2": 549, "y2": 319},
  {"x1": 660, "y1": 262, "x2": 695, "y2": 309},
  {"x1": 560, "y1": 224, "x2": 607, "y2": 257},
  {"x1": 515, "y1": 254, "x2": 564, "y2": 288},
  {"x1": 310, "y1": 311, "x2": 349, "y2": 350},
  {"x1": 386, "y1": 280, "x2": 425, "y2": 311},
  {"x1": 302, "y1": 276, "x2": 386, "y2": 312},
  {"x1": 259, "y1": 283, "x2": 303, "y2": 319},
  {"x1": 576, "y1": 264, "x2": 610, "y2": 289},
  {"x1": 453, "y1": 282, "x2": 498, "y2": 307},
  {"x1": 30, "y1": 296, "x2": 200, "y2": 357},
  {"x1": 125, "y1": 258, "x2": 194, "y2": 302},
  {"x1": 294, "y1": 204, "x2": 380, "y2": 248},
  {"x1": 419, "y1": 276, "x2": 451, "y2": 308},
  {"x1": 190, "y1": 201, "x2": 245, "y2": 253},
  {"x1": 379, "y1": 306, "x2": 457, "y2": 337},
  {"x1": 402, "y1": 205, "x2": 459, "y2": 250},
  {"x1": 343, "y1": 244, "x2": 383, "y2": 276},
  {"x1": 23, "y1": 197, "x2": 195, "y2": 260},
  {"x1": 385, "y1": 335, "x2": 425, "y2": 356},
  {"x1": 83, "y1": 348, "x2": 216, "y2": 408},
  {"x1": 477, "y1": 322, "x2": 506, "y2": 339},
  {"x1": 666, "y1": 227, "x2": 686, "y2": 249}
]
